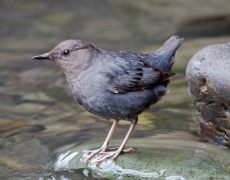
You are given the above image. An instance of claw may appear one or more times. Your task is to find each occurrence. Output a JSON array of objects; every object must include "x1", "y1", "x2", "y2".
[
  {"x1": 95, "y1": 152, "x2": 116, "y2": 165},
  {"x1": 121, "y1": 147, "x2": 137, "y2": 154},
  {"x1": 86, "y1": 146, "x2": 108, "y2": 161},
  {"x1": 93, "y1": 147, "x2": 137, "y2": 164}
]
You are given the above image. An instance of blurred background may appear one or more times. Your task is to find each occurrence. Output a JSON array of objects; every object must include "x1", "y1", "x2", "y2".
[{"x1": 0, "y1": 0, "x2": 230, "y2": 179}]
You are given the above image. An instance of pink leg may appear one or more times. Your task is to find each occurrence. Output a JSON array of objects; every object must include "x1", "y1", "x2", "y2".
[
  {"x1": 86, "y1": 119, "x2": 119, "y2": 160},
  {"x1": 96, "y1": 117, "x2": 138, "y2": 163}
]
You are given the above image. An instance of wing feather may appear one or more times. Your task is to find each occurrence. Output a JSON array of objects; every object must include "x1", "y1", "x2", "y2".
[{"x1": 104, "y1": 51, "x2": 175, "y2": 94}]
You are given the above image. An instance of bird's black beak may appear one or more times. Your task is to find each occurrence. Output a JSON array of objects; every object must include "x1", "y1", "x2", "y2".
[{"x1": 32, "y1": 52, "x2": 50, "y2": 60}]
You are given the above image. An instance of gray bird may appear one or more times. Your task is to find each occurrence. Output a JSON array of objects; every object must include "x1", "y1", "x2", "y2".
[{"x1": 32, "y1": 35, "x2": 183, "y2": 162}]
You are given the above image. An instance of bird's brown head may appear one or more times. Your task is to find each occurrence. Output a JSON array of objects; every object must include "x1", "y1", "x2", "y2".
[{"x1": 32, "y1": 40, "x2": 97, "y2": 78}]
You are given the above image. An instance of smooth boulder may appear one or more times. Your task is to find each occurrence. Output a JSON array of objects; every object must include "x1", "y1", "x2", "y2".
[{"x1": 186, "y1": 42, "x2": 230, "y2": 147}]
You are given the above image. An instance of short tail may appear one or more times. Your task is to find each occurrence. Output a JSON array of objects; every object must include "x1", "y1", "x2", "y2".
[
  {"x1": 155, "y1": 35, "x2": 184, "y2": 55},
  {"x1": 146, "y1": 35, "x2": 184, "y2": 72}
]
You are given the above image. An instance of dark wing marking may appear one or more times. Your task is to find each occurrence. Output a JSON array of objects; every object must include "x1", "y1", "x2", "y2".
[
  {"x1": 107, "y1": 59, "x2": 174, "y2": 94},
  {"x1": 108, "y1": 66, "x2": 144, "y2": 93}
]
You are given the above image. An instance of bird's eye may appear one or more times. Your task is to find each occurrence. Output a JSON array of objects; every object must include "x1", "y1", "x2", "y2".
[{"x1": 63, "y1": 49, "x2": 70, "y2": 56}]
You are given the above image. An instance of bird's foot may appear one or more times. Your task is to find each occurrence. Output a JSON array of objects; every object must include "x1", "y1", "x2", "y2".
[
  {"x1": 95, "y1": 147, "x2": 136, "y2": 165},
  {"x1": 86, "y1": 146, "x2": 108, "y2": 161},
  {"x1": 99, "y1": 147, "x2": 136, "y2": 154}
]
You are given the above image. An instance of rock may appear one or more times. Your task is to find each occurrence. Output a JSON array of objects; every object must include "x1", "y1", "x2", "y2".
[
  {"x1": 52, "y1": 132, "x2": 230, "y2": 179},
  {"x1": 186, "y1": 42, "x2": 230, "y2": 147},
  {"x1": 12, "y1": 103, "x2": 47, "y2": 114},
  {"x1": 0, "y1": 119, "x2": 30, "y2": 134},
  {"x1": 18, "y1": 67, "x2": 60, "y2": 86},
  {"x1": 0, "y1": 156, "x2": 41, "y2": 171},
  {"x1": 0, "y1": 138, "x2": 51, "y2": 179},
  {"x1": 21, "y1": 92, "x2": 55, "y2": 103}
]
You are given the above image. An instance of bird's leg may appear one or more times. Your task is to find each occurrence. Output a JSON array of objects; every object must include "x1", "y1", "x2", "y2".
[
  {"x1": 100, "y1": 119, "x2": 119, "y2": 152},
  {"x1": 95, "y1": 117, "x2": 138, "y2": 164},
  {"x1": 86, "y1": 119, "x2": 119, "y2": 160}
]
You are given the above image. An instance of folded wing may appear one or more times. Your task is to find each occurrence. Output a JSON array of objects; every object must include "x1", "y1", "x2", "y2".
[{"x1": 106, "y1": 57, "x2": 174, "y2": 94}]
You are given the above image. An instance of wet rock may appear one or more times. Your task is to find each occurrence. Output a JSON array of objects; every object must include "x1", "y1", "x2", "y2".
[
  {"x1": 43, "y1": 169, "x2": 102, "y2": 180},
  {"x1": 0, "y1": 119, "x2": 30, "y2": 134},
  {"x1": 12, "y1": 103, "x2": 47, "y2": 114},
  {"x1": 0, "y1": 156, "x2": 41, "y2": 171},
  {"x1": 0, "y1": 138, "x2": 51, "y2": 179},
  {"x1": 53, "y1": 132, "x2": 230, "y2": 179},
  {"x1": 186, "y1": 42, "x2": 230, "y2": 147},
  {"x1": 18, "y1": 67, "x2": 61, "y2": 86},
  {"x1": 0, "y1": 119, "x2": 46, "y2": 148},
  {"x1": 20, "y1": 92, "x2": 55, "y2": 103}
]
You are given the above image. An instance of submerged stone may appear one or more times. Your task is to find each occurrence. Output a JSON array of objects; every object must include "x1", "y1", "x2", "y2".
[
  {"x1": 12, "y1": 103, "x2": 47, "y2": 114},
  {"x1": 186, "y1": 42, "x2": 230, "y2": 147},
  {"x1": 21, "y1": 92, "x2": 55, "y2": 103}
]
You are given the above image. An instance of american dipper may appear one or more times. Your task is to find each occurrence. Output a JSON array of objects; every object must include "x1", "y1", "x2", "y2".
[{"x1": 33, "y1": 35, "x2": 184, "y2": 162}]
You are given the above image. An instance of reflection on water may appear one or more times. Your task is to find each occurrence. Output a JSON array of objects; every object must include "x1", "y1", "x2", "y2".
[{"x1": 1, "y1": 0, "x2": 230, "y2": 179}]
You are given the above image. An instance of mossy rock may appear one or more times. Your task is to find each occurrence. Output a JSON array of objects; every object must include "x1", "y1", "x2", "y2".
[{"x1": 53, "y1": 132, "x2": 230, "y2": 179}]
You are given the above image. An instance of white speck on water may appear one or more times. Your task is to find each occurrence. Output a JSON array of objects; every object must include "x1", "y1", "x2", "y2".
[
  {"x1": 54, "y1": 150, "x2": 185, "y2": 179},
  {"x1": 54, "y1": 151, "x2": 78, "y2": 170},
  {"x1": 82, "y1": 168, "x2": 90, "y2": 177},
  {"x1": 91, "y1": 158, "x2": 166, "y2": 179},
  {"x1": 165, "y1": 176, "x2": 185, "y2": 180},
  {"x1": 60, "y1": 176, "x2": 70, "y2": 180}
]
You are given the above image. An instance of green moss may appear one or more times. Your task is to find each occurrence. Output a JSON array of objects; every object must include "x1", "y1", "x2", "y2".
[{"x1": 54, "y1": 134, "x2": 230, "y2": 179}]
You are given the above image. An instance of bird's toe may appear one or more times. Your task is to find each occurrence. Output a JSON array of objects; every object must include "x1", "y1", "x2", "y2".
[
  {"x1": 95, "y1": 152, "x2": 116, "y2": 165},
  {"x1": 122, "y1": 147, "x2": 137, "y2": 154},
  {"x1": 86, "y1": 145, "x2": 109, "y2": 161}
]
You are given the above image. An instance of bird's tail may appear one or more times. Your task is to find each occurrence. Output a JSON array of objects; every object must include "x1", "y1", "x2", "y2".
[
  {"x1": 155, "y1": 35, "x2": 184, "y2": 55},
  {"x1": 146, "y1": 35, "x2": 184, "y2": 72}
]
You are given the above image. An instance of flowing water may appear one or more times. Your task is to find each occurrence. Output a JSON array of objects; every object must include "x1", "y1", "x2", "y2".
[{"x1": 1, "y1": 1, "x2": 230, "y2": 179}]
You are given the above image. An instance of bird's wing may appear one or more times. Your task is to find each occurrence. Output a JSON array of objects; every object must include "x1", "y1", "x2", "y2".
[{"x1": 106, "y1": 55, "x2": 174, "y2": 94}]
